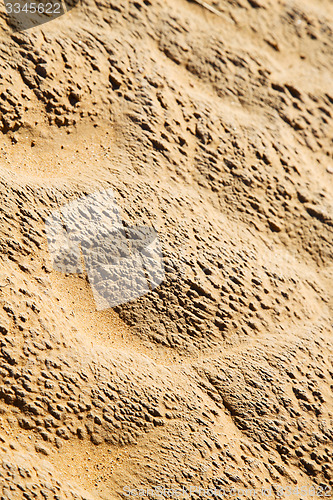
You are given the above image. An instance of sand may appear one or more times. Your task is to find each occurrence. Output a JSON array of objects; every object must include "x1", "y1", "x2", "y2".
[{"x1": 0, "y1": 0, "x2": 332, "y2": 498}]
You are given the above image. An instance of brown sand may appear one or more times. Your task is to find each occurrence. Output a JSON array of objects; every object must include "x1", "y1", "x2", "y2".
[{"x1": 0, "y1": 0, "x2": 332, "y2": 498}]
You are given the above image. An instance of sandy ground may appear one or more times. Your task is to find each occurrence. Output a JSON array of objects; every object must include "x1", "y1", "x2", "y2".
[{"x1": 0, "y1": 0, "x2": 332, "y2": 499}]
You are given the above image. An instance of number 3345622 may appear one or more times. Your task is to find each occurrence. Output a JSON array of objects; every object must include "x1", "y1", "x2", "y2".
[{"x1": 5, "y1": 3, "x2": 61, "y2": 14}]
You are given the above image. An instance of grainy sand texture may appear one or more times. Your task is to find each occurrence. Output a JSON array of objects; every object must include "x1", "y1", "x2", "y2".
[{"x1": 0, "y1": 0, "x2": 332, "y2": 499}]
